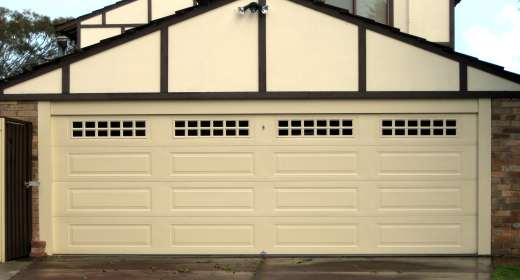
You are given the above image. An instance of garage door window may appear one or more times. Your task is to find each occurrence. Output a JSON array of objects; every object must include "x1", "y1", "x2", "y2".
[
  {"x1": 381, "y1": 119, "x2": 457, "y2": 137},
  {"x1": 278, "y1": 119, "x2": 353, "y2": 137},
  {"x1": 72, "y1": 120, "x2": 147, "y2": 138},
  {"x1": 174, "y1": 120, "x2": 250, "y2": 137}
]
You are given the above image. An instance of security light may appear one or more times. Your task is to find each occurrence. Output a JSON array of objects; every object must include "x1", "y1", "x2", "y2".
[
  {"x1": 260, "y1": 4, "x2": 269, "y2": 15},
  {"x1": 238, "y1": 2, "x2": 268, "y2": 15}
]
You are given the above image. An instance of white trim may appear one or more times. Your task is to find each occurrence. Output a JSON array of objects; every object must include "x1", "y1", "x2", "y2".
[
  {"x1": 38, "y1": 102, "x2": 54, "y2": 255},
  {"x1": 478, "y1": 98, "x2": 492, "y2": 255}
]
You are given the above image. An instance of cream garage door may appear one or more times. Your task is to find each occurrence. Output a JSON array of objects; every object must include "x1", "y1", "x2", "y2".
[{"x1": 52, "y1": 114, "x2": 477, "y2": 254}]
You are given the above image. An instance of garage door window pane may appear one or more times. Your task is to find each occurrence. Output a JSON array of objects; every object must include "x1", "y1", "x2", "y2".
[
  {"x1": 174, "y1": 120, "x2": 250, "y2": 137},
  {"x1": 278, "y1": 118, "x2": 354, "y2": 137},
  {"x1": 381, "y1": 119, "x2": 457, "y2": 137},
  {"x1": 72, "y1": 120, "x2": 147, "y2": 138}
]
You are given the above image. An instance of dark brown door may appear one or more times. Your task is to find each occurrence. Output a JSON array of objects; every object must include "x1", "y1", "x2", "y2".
[{"x1": 4, "y1": 118, "x2": 32, "y2": 261}]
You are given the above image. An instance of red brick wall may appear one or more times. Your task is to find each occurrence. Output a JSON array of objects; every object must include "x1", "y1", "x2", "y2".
[
  {"x1": 0, "y1": 101, "x2": 39, "y2": 241},
  {"x1": 492, "y1": 99, "x2": 520, "y2": 256}
]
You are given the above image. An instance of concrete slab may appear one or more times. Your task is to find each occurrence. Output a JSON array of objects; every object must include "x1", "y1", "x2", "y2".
[
  {"x1": 0, "y1": 259, "x2": 32, "y2": 280},
  {"x1": 10, "y1": 256, "x2": 492, "y2": 280},
  {"x1": 257, "y1": 257, "x2": 492, "y2": 280}
]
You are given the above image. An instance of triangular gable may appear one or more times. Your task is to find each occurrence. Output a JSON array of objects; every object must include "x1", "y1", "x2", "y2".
[{"x1": 1, "y1": 0, "x2": 519, "y2": 100}]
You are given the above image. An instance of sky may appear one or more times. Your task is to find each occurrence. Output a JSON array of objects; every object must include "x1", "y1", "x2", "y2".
[{"x1": 0, "y1": 0, "x2": 519, "y2": 74}]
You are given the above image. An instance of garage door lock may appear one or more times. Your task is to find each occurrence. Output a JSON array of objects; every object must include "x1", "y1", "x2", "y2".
[{"x1": 24, "y1": 181, "x2": 40, "y2": 189}]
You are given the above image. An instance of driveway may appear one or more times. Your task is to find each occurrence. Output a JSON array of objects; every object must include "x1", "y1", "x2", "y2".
[{"x1": 9, "y1": 256, "x2": 491, "y2": 280}]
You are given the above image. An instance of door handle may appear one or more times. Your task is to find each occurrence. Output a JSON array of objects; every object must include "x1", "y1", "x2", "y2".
[{"x1": 24, "y1": 181, "x2": 40, "y2": 189}]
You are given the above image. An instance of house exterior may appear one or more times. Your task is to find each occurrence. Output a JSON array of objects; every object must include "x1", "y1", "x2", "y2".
[{"x1": 1, "y1": 0, "x2": 520, "y2": 259}]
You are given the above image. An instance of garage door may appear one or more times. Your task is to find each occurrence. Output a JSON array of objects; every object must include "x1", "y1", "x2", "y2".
[{"x1": 52, "y1": 113, "x2": 477, "y2": 254}]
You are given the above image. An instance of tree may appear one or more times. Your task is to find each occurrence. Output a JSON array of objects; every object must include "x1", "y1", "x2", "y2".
[{"x1": 0, "y1": 7, "x2": 73, "y2": 80}]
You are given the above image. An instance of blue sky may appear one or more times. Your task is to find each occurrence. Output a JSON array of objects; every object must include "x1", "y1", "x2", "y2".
[{"x1": 1, "y1": 0, "x2": 519, "y2": 74}]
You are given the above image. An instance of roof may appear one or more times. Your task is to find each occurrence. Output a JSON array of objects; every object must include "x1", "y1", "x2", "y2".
[{"x1": 1, "y1": 0, "x2": 519, "y2": 100}]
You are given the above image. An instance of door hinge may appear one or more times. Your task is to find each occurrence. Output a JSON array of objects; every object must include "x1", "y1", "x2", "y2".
[{"x1": 24, "y1": 181, "x2": 40, "y2": 189}]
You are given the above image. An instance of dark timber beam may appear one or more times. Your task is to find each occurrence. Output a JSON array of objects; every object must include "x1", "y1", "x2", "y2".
[
  {"x1": 258, "y1": 0, "x2": 267, "y2": 93},
  {"x1": 160, "y1": 27, "x2": 169, "y2": 93},
  {"x1": 1, "y1": 92, "x2": 518, "y2": 102},
  {"x1": 62, "y1": 65, "x2": 70, "y2": 94},
  {"x1": 459, "y1": 63, "x2": 468, "y2": 92},
  {"x1": 358, "y1": 27, "x2": 367, "y2": 92},
  {"x1": 148, "y1": 0, "x2": 153, "y2": 22}
]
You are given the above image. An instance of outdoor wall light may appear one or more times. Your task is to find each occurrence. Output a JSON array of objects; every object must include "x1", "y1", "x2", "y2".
[{"x1": 238, "y1": 2, "x2": 269, "y2": 15}]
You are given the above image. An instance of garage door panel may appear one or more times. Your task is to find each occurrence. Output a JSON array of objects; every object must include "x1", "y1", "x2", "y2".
[
  {"x1": 274, "y1": 152, "x2": 358, "y2": 176},
  {"x1": 372, "y1": 146, "x2": 476, "y2": 180},
  {"x1": 268, "y1": 147, "x2": 368, "y2": 180},
  {"x1": 55, "y1": 148, "x2": 158, "y2": 179},
  {"x1": 170, "y1": 152, "x2": 255, "y2": 176},
  {"x1": 373, "y1": 217, "x2": 477, "y2": 254},
  {"x1": 273, "y1": 181, "x2": 361, "y2": 216},
  {"x1": 68, "y1": 224, "x2": 152, "y2": 247},
  {"x1": 67, "y1": 152, "x2": 152, "y2": 176},
  {"x1": 274, "y1": 188, "x2": 358, "y2": 211},
  {"x1": 171, "y1": 188, "x2": 255, "y2": 211},
  {"x1": 378, "y1": 152, "x2": 462, "y2": 175},
  {"x1": 67, "y1": 188, "x2": 152, "y2": 211},
  {"x1": 275, "y1": 224, "x2": 359, "y2": 248},
  {"x1": 375, "y1": 181, "x2": 476, "y2": 215},
  {"x1": 171, "y1": 225, "x2": 254, "y2": 248},
  {"x1": 55, "y1": 182, "x2": 164, "y2": 217}
]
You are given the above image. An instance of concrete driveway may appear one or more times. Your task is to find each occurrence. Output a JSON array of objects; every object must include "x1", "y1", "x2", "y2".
[{"x1": 9, "y1": 256, "x2": 491, "y2": 280}]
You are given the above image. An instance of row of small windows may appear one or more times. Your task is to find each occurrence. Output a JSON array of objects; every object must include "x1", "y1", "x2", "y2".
[
  {"x1": 174, "y1": 120, "x2": 249, "y2": 137},
  {"x1": 71, "y1": 119, "x2": 459, "y2": 139},
  {"x1": 381, "y1": 119, "x2": 457, "y2": 137},
  {"x1": 278, "y1": 119, "x2": 353, "y2": 137},
  {"x1": 72, "y1": 121, "x2": 146, "y2": 138}
]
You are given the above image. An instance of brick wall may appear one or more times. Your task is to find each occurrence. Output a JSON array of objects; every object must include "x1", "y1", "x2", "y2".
[
  {"x1": 0, "y1": 101, "x2": 39, "y2": 241},
  {"x1": 492, "y1": 99, "x2": 520, "y2": 256}
]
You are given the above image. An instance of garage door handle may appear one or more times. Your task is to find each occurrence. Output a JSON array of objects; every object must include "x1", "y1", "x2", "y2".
[{"x1": 24, "y1": 181, "x2": 40, "y2": 189}]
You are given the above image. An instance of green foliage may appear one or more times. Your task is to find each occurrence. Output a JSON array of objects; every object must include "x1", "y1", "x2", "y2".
[
  {"x1": 493, "y1": 265, "x2": 520, "y2": 280},
  {"x1": 0, "y1": 7, "x2": 73, "y2": 80}
]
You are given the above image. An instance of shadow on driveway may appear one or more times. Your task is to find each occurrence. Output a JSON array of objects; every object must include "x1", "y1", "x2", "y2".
[{"x1": 11, "y1": 256, "x2": 491, "y2": 280}]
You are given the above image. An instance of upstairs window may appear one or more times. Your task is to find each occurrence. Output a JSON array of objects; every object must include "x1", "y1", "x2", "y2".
[{"x1": 322, "y1": 0, "x2": 389, "y2": 24}]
